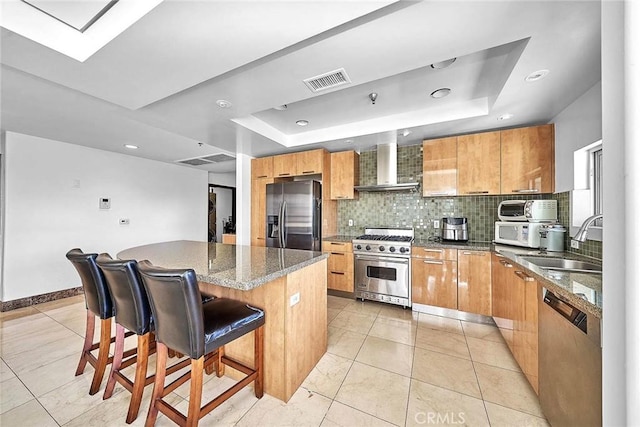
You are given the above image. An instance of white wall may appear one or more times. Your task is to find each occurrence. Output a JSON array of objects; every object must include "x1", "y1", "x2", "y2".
[
  {"x1": 208, "y1": 172, "x2": 236, "y2": 187},
  {"x1": 552, "y1": 81, "x2": 602, "y2": 193},
  {"x1": 1, "y1": 132, "x2": 208, "y2": 301}
]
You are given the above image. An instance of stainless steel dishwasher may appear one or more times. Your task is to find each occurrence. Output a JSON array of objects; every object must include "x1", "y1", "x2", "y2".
[{"x1": 539, "y1": 288, "x2": 602, "y2": 427}]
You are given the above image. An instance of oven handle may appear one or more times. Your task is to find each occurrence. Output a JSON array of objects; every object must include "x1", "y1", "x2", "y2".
[{"x1": 355, "y1": 255, "x2": 409, "y2": 264}]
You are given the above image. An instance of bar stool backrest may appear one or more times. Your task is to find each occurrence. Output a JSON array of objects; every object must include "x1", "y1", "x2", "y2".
[
  {"x1": 96, "y1": 254, "x2": 152, "y2": 335},
  {"x1": 66, "y1": 248, "x2": 113, "y2": 319},
  {"x1": 138, "y1": 260, "x2": 205, "y2": 359}
]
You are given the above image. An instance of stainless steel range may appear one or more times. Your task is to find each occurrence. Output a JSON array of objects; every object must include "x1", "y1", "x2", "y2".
[{"x1": 353, "y1": 227, "x2": 413, "y2": 308}]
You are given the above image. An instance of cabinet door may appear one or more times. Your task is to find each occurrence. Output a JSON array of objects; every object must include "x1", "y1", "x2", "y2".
[
  {"x1": 297, "y1": 149, "x2": 324, "y2": 175},
  {"x1": 491, "y1": 254, "x2": 524, "y2": 320},
  {"x1": 330, "y1": 151, "x2": 360, "y2": 200},
  {"x1": 457, "y1": 250, "x2": 491, "y2": 316},
  {"x1": 273, "y1": 153, "x2": 297, "y2": 177},
  {"x1": 423, "y1": 137, "x2": 457, "y2": 196},
  {"x1": 251, "y1": 157, "x2": 273, "y2": 179},
  {"x1": 251, "y1": 177, "x2": 273, "y2": 246},
  {"x1": 512, "y1": 271, "x2": 539, "y2": 393},
  {"x1": 457, "y1": 131, "x2": 501, "y2": 195},
  {"x1": 501, "y1": 124, "x2": 554, "y2": 194},
  {"x1": 411, "y1": 258, "x2": 457, "y2": 309}
]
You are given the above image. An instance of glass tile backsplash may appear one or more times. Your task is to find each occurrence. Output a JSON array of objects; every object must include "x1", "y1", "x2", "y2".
[{"x1": 336, "y1": 144, "x2": 602, "y2": 260}]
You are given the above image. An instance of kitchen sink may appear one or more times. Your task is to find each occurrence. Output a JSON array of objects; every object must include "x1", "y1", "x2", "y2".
[{"x1": 518, "y1": 256, "x2": 602, "y2": 273}]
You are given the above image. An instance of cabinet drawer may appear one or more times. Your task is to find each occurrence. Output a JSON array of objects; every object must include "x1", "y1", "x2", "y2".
[
  {"x1": 328, "y1": 252, "x2": 352, "y2": 272},
  {"x1": 412, "y1": 247, "x2": 457, "y2": 261},
  {"x1": 322, "y1": 241, "x2": 352, "y2": 252},
  {"x1": 328, "y1": 270, "x2": 354, "y2": 292},
  {"x1": 411, "y1": 258, "x2": 457, "y2": 309}
]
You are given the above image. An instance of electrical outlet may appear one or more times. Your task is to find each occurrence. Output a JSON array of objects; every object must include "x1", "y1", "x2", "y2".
[
  {"x1": 289, "y1": 292, "x2": 300, "y2": 307},
  {"x1": 571, "y1": 240, "x2": 580, "y2": 249},
  {"x1": 99, "y1": 197, "x2": 111, "y2": 210},
  {"x1": 348, "y1": 219, "x2": 354, "y2": 227},
  {"x1": 119, "y1": 218, "x2": 130, "y2": 225},
  {"x1": 434, "y1": 220, "x2": 440, "y2": 229}
]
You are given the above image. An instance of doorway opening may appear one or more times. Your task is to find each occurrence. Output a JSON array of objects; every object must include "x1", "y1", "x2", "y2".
[{"x1": 208, "y1": 184, "x2": 235, "y2": 243}]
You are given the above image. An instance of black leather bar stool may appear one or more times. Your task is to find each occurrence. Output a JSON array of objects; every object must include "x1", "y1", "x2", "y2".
[
  {"x1": 138, "y1": 260, "x2": 265, "y2": 427},
  {"x1": 66, "y1": 248, "x2": 116, "y2": 395}
]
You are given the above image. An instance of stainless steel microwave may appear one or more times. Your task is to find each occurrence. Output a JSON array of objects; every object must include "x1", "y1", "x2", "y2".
[{"x1": 498, "y1": 200, "x2": 557, "y2": 222}]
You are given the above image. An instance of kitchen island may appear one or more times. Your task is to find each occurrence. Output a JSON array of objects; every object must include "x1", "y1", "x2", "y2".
[{"x1": 117, "y1": 240, "x2": 328, "y2": 402}]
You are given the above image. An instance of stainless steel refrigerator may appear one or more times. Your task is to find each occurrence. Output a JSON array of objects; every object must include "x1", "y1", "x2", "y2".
[{"x1": 265, "y1": 180, "x2": 322, "y2": 251}]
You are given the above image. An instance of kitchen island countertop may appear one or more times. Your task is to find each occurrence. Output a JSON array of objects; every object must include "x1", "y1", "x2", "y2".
[{"x1": 117, "y1": 240, "x2": 328, "y2": 291}]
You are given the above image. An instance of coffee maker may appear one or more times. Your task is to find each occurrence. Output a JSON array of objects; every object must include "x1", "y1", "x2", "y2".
[{"x1": 441, "y1": 217, "x2": 469, "y2": 241}]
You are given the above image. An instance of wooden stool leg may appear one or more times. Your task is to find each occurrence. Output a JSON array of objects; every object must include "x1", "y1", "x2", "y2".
[
  {"x1": 89, "y1": 318, "x2": 111, "y2": 395},
  {"x1": 145, "y1": 342, "x2": 168, "y2": 427},
  {"x1": 75, "y1": 310, "x2": 95, "y2": 376},
  {"x1": 186, "y1": 356, "x2": 204, "y2": 427},
  {"x1": 126, "y1": 333, "x2": 150, "y2": 424},
  {"x1": 254, "y1": 326, "x2": 264, "y2": 398},
  {"x1": 216, "y1": 346, "x2": 225, "y2": 378},
  {"x1": 103, "y1": 323, "x2": 125, "y2": 399}
]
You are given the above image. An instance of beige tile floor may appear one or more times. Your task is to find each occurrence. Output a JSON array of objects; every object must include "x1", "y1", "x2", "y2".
[{"x1": 0, "y1": 294, "x2": 549, "y2": 426}]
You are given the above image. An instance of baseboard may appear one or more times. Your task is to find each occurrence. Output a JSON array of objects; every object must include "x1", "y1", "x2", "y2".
[{"x1": 1, "y1": 287, "x2": 83, "y2": 312}]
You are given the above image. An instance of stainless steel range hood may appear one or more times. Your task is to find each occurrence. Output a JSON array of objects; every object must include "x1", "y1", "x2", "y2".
[{"x1": 354, "y1": 138, "x2": 419, "y2": 192}]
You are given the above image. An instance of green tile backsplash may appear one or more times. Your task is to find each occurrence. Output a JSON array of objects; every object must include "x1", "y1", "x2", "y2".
[{"x1": 336, "y1": 144, "x2": 602, "y2": 260}]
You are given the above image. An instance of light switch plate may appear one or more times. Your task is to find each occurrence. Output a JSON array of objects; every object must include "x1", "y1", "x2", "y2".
[
  {"x1": 348, "y1": 219, "x2": 354, "y2": 227},
  {"x1": 99, "y1": 197, "x2": 111, "y2": 209},
  {"x1": 434, "y1": 220, "x2": 440, "y2": 229}
]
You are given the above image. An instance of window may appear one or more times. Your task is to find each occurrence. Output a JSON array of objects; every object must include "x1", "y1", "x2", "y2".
[
  {"x1": 571, "y1": 140, "x2": 602, "y2": 241},
  {"x1": 591, "y1": 147, "x2": 603, "y2": 226}
]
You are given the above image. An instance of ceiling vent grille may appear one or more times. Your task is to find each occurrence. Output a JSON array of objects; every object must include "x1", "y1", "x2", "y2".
[
  {"x1": 177, "y1": 153, "x2": 236, "y2": 167},
  {"x1": 303, "y1": 68, "x2": 351, "y2": 92}
]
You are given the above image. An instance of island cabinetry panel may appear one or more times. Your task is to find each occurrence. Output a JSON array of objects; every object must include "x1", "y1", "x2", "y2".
[
  {"x1": 411, "y1": 250, "x2": 458, "y2": 310},
  {"x1": 500, "y1": 124, "x2": 554, "y2": 194},
  {"x1": 330, "y1": 151, "x2": 360, "y2": 200},
  {"x1": 457, "y1": 131, "x2": 501, "y2": 195},
  {"x1": 322, "y1": 241, "x2": 354, "y2": 292},
  {"x1": 422, "y1": 137, "x2": 457, "y2": 197},
  {"x1": 457, "y1": 250, "x2": 491, "y2": 316}
]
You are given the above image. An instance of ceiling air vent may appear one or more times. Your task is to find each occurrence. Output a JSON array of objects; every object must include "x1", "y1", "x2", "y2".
[
  {"x1": 177, "y1": 153, "x2": 236, "y2": 167},
  {"x1": 303, "y1": 68, "x2": 351, "y2": 92}
]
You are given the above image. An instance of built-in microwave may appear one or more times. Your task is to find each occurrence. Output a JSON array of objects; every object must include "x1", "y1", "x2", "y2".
[
  {"x1": 498, "y1": 200, "x2": 557, "y2": 222},
  {"x1": 494, "y1": 221, "x2": 545, "y2": 248}
]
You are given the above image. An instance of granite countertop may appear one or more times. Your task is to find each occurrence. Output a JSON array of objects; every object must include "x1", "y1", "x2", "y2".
[
  {"x1": 117, "y1": 240, "x2": 328, "y2": 291},
  {"x1": 493, "y1": 244, "x2": 602, "y2": 319},
  {"x1": 412, "y1": 239, "x2": 492, "y2": 251}
]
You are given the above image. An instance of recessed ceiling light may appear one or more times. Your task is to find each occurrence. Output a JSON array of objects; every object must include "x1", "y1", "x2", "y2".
[
  {"x1": 430, "y1": 88, "x2": 451, "y2": 99},
  {"x1": 124, "y1": 144, "x2": 138, "y2": 149},
  {"x1": 296, "y1": 120, "x2": 309, "y2": 126},
  {"x1": 498, "y1": 113, "x2": 514, "y2": 121},
  {"x1": 430, "y1": 58, "x2": 457, "y2": 69},
  {"x1": 400, "y1": 129, "x2": 412, "y2": 137},
  {"x1": 525, "y1": 70, "x2": 549, "y2": 82},
  {"x1": 216, "y1": 99, "x2": 232, "y2": 108},
  {"x1": 274, "y1": 104, "x2": 288, "y2": 111}
]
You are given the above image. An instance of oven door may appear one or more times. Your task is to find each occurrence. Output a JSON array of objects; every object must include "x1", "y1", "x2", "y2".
[{"x1": 354, "y1": 255, "x2": 409, "y2": 299}]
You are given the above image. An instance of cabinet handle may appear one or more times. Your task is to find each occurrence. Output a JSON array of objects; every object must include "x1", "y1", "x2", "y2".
[
  {"x1": 302, "y1": 170, "x2": 315, "y2": 174},
  {"x1": 330, "y1": 271, "x2": 345, "y2": 276},
  {"x1": 499, "y1": 259, "x2": 513, "y2": 268},
  {"x1": 421, "y1": 248, "x2": 443, "y2": 253},
  {"x1": 335, "y1": 196, "x2": 348, "y2": 199},
  {"x1": 330, "y1": 252, "x2": 344, "y2": 256},
  {"x1": 466, "y1": 190, "x2": 489, "y2": 194},
  {"x1": 330, "y1": 242, "x2": 344, "y2": 245},
  {"x1": 278, "y1": 173, "x2": 291, "y2": 176},
  {"x1": 514, "y1": 270, "x2": 534, "y2": 281},
  {"x1": 462, "y1": 251, "x2": 486, "y2": 256},
  {"x1": 512, "y1": 189, "x2": 540, "y2": 193},
  {"x1": 426, "y1": 192, "x2": 452, "y2": 196},
  {"x1": 256, "y1": 175, "x2": 268, "y2": 178},
  {"x1": 423, "y1": 260, "x2": 444, "y2": 265}
]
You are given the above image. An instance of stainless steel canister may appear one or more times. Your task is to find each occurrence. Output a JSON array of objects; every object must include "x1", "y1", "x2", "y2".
[{"x1": 539, "y1": 224, "x2": 566, "y2": 252}]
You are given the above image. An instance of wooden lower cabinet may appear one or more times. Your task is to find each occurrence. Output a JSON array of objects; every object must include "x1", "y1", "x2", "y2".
[
  {"x1": 457, "y1": 250, "x2": 492, "y2": 316},
  {"x1": 322, "y1": 241, "x2": 354, "y2": 292},
  {"x1": 411, "y1": 257, "x2": 458, "y2": 310}
]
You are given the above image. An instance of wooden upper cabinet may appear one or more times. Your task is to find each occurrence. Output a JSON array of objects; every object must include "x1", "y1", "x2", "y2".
[
  {"x1": 273, "y1": 153, "x2": 298, "y2": 177},
  {"x1": 297, "y1": 149, "x2": 324, "y2": 175},
  {"x1": 500, "y1": 124, "x2": 555, "y2": 194},
  {"x1": 422, "y1": 137, "x2": 457, "y2": 197},
  {"x1": 252, "y1": 157, "x2": 273, "y2": 179},
  {"x1": 457, "y1": 250, "x2": 492, "y2": 316},
  {"x1": 457, "y1": 131, "x2": 501, "y2": 195},
  {"x1": 330, "y1": 151, "x2": 360, "y2": 200}
]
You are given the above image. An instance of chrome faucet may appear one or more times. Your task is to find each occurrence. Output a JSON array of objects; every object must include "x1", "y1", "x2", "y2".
[{"x1": 573, "y1": 214, "x2": 603, "y2": 243}]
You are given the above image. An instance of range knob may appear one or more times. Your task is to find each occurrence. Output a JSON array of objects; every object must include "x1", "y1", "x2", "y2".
[
  {"x1": 399, "y1": 247, "x2": 408, "y2": 253},
  {"x1": 355, "y1": 244, "x2": 362, "y2": 250},
  {"x1": 389, "y1": 246, "x2": 396, "y2": 252},
  {"x1": 379, "y1": 246, "x2": 385, "y2": 251},
  {"x1": 365, "y1": 245, "x2": 371, "y2": 251}
]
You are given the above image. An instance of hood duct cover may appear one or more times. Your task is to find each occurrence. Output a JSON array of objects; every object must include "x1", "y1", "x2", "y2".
[{"x1": 354, "y1": 140, "x2": 420, "y2": 192}]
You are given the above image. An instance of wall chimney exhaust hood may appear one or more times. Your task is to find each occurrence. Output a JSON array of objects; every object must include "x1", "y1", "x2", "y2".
[{"x1": 354, "y1": 138, "x2": 419, "y2": 192}]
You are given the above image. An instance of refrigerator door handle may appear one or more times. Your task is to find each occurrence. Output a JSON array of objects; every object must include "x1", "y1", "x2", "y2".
[{"x1": 281, "y1": 200, "x2": 287, "y2": 248}]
